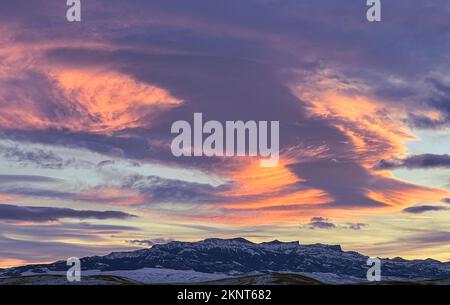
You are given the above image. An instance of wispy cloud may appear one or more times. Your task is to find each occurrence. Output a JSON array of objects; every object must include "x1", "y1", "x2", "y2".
[
  {"x1": 407, "y1": 79, "x2": 450, "y2": 129},
  {"x1": 303, "y1": 217, "x2": 336, "y2": 230},
  {"x1": 402, "y1": 205, "x2": 449, "y2": 214},
  {"x1": 0, "y1": 204, "x2": 137, "y2": 222},
  {"x1": 377, "y1": 154, "x2": 450, "y2": 170},
  {"x1": 125, "y1": 238, "x2": 173, "y2": 247},
  {"x1": 301, "y1": 217, "x2": 368, "y2": 231}
]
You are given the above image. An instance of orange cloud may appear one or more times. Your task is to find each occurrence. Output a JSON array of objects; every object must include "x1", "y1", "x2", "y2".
[
  {"x1": 0, "y1": 258, "x2": 31, "y2": 269},
  {"x1": 0, "y1": 67, "x2": 182, "y2": 133},
  {"x1": 367, "y1": 177, "x2": 449, "y2": 208},
  {"x1": 173, "y1": 77, "x2": 447, "y2": 225},
  {"x1": 302, "y1": 92, "x2": 414, "y2": 167},
  {"x1": 50, "y1": 68, "x2": 182, "y2": 133},
  {"x1": 290, "y1": 69, "x2": 416, "y2": 168},
  {"x1": 0, "y1": 33, "x2": 182, "y2": 134},
  {"x1": 172, "y1": 158, "x2": 333, "y2": 225},
  {"x1": 77, "y1": 188, "x2": 146, "y2": 206},
  {"x1": 284, "y1": 73, "x2": 448, "y2": 214},
  {"x1": 0, "y1": 194, "x2": 16, "y2": 203}
]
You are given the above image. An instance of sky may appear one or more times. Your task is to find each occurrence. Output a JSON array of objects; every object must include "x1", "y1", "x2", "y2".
[{"x1": 0, "y1": 0, "x2": 450, "y2": 267}]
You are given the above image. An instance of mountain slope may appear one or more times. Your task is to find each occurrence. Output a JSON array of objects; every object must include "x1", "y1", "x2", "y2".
[
  {"x1": 198, "y1": 273, "x2": 324, "y2": 285},
  {"x1": 0, "y1": 274, "x2": 144, "y2": 285}
]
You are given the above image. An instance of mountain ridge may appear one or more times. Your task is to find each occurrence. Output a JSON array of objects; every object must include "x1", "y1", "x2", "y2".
[{"x1": 1, "y1": 238, "x2": 449, "y2": 284}]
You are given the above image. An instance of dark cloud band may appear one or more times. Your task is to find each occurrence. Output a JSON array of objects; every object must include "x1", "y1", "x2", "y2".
[
  {"x1": 0, "y1": 204, "x2": 137, "y2": 222},
  {"x1": 403, "y1": 205, "x2": 449, "y2": 214},
  {"x1": 376, "y1": 154, "x2": 450, "y2": 170}
]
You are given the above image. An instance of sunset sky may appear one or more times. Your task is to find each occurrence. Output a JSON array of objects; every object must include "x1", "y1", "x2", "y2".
[{"x1": 1, "y1": 0, "x2": 450, "y2": 268}]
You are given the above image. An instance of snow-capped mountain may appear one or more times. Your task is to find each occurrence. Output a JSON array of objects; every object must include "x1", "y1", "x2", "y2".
[{"x1": 1, "y1": 238, "x2": 449, "y2": 284}]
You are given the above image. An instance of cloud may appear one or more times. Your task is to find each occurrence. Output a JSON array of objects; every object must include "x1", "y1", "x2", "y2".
[
  {"x1": 0, "y1": 0, "x2": 448, "y2": 232},
  {"x1": 0, "y1": 175, "x2": 60, "y2": 184},
  {"x1": 0, "y1": 143, "x2": 95, "y2": 170},
  {"x1": 403, "y1": 231, "x2": 450, "y2": 247},
  {"x1": 0, "y1": 218, "x2": 139, "y2": 266},
  {"x1": 125, "y1": 238, "x2": 173, "y2": 247},
  {"x1": 0, "y1": 187, "x2": 141, "y2": 206},
  {"x1": 301, "y1": 218, "x2": 368, "y2": 230},
  {"x1": 1, "y1": 10, "x2": 444, "y2": 215},
  {"x1": 289, "y1": 160, "x2": 386, "y2": 207},
  {"x1": 0, "y1": 53, "x2": 182, "y2": 134},
  {"x1": 442, "y1": 198, "x2": 450, "y2": 204},
  {"x1": 67, "y1": 222, "x2": 140, "y2": 232},
  {"x1": 304, "y1": 217, "x2": 336, "y2": 230},
  {"x1": 345, "y1": 223, "x2": 367, "y2": 230},
  {"x1": 0, "y1": 144, "x2": 64, "y2": 169},
  {"x1": 366, "y1": 229, "x2": 450, "y2": 256},
  {"x1": 310, "y1": 217, "x2": 328, "y2": 222},
  {"x1": 376, "y1": 154, "x2": 450, "y2": 170},
  {"x1": 127, "y1": 175, "x2": 233, "y2": 205},
  {"x1": 0, "y1": 232, "x2": 135, "y2": 267},
  {"x1": 0, "y1": 204, "x2": 137, "y2": 222},
  {"x1": 97, "y1": 160, "x2": 115, "y2": 167},
  {"x1": 408, "y1": 79, "x2": 450, "y2": 129},
  {"x1": 171, "y1": 223, "x2": 276, "y2": 237},
  {"x1": 402, "y1": 205, "x2": 449, "y2": 214},
  {"x1": 36, "y1": 44, "x2": 441, "y2": 211}
]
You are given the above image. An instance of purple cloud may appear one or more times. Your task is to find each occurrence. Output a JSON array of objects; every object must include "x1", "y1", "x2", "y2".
[
  {"x1": 125, "y1": 238, "x2": 173, "y2": 247},
  {"x1": 377, "y1": 154, "x2": 450, "y2": 170},
  {"x1": 403, "y1": 205, "x2": 449, "y2": 214},
  {"x1": 304, "y1": 217, "x2": 336, "y2": 230},
  {"x1": 303, "y1": 218, "x2": 367, "y2": 230},
  {"x1": 0, "y1": 204, "x2": 137, "y2": 222},
  {"x1": 345, "y1": 223, "x2": 367, "y2": 230}
]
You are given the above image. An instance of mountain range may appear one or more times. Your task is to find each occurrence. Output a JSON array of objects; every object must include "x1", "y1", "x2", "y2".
[{"x1": 1, "y1": 238, "x2": 449, "y2": 284}]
